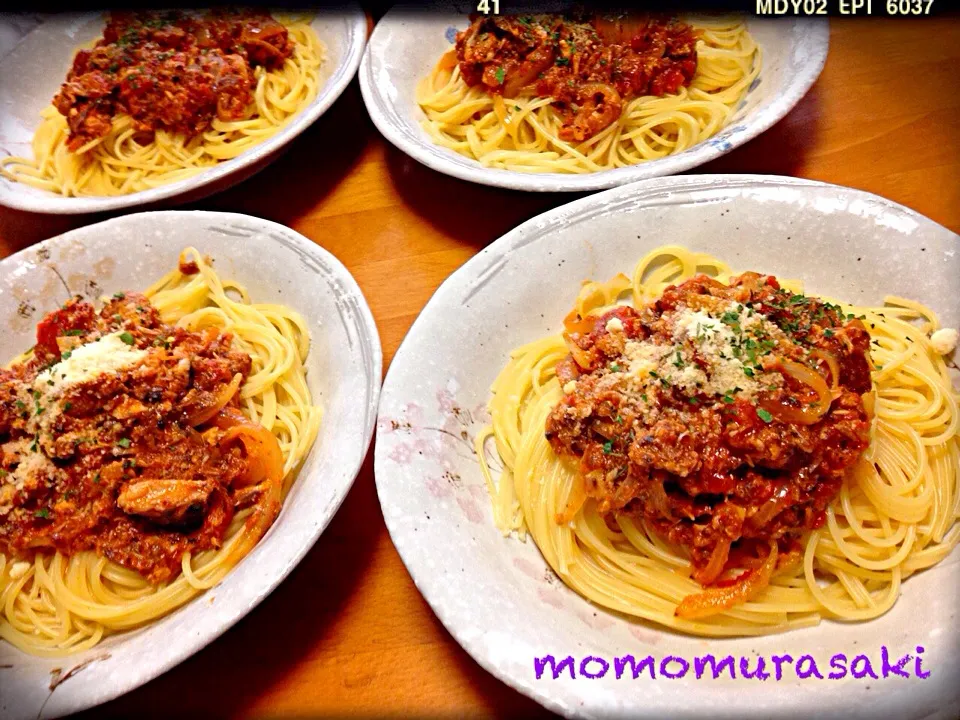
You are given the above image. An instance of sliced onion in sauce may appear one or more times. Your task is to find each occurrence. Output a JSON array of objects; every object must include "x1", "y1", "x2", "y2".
[
  {"x1": 438, "y1": 49, "x2": 458, "y2": 72},
  {"x1": 562, "y1": 310, "x2": 599, "y2": 336},
  {"x1": 185, "y1": 373, "x2": 243, "y2": 427},
  {"x1": 675, "y1": 540, "x2": 778, "y2": 619},
  {"x1": 215, "y1": 407, "x2": 284, "y2": 491},
  {"x1": 745, "y1": 482, "x2": 792, "y2": 530},
  {"x1": 691, "y1": 538, "x2": 731, "y2": 586},
  {"x1": 810, "y1": 348, "x2": 841, "y2": 395},
  {"x1": 566, "y1": 341, "x2": 594, "y2": 370},
  {"x1": 759, "y1": 359, "x2": 832, "y2": 425}
]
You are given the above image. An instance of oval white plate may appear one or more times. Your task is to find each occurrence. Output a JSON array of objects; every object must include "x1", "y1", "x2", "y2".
[
  {"x1": 0, "y1": 9, "x2": 367, "y2": 214},
  {"x1": 360, "y1": 9, "x2": 828, "y2": 192},
  {"x1": 0, "y1": 211, "x2": 382, "y2": 719},
  {"x1": 375, "y1": 175, "x2": 959, "y2": 718}
]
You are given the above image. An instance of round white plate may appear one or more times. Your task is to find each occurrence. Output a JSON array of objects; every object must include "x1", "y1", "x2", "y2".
[
  {"x1": 0, "y1": 211, "x2": 382, "y2": 719},
  {"x1": 360, "y1": 9, "x2": 828, "y2": 192},
  {"x1": 375, "y1": 175, "x2": 960, "y2": 719},
  {"x1": 0, "y1": 9, "x2": 367, "y2": 214}
]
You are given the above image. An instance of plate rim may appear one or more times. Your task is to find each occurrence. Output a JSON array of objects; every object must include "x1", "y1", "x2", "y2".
[
  {"x1": 359, "y1": 12, "x2": 829, "y2": 192},
  {"x1": 0, "y1": 209, "x2": 383, "y2": 718},
  {"x1": 0, "y1": 7, "x2": 368, "y2": 215},
  {"x1": 374, "y1": 174, "x2": 958, "y2": 719}
]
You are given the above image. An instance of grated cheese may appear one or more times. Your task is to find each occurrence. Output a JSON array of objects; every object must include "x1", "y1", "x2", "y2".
[
  {"x1": 34, "y1": 332, "x2": 147, "y2": 400},
  {"x1": 605, "y1": 317, "x2": 624, "y2": 333},
  {"x1": 612, "y1": 301, "x2": 783, "y2": 406},
  {"x1": 931, "y1": 328, "x2": 958, "y2": 355}
]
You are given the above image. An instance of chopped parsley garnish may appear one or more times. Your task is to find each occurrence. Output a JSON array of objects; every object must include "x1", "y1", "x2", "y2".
[
  {"x1": 609, "y1": 362, "x2": 621, "y2": 372},
  {"x1": 722, "y1": 390, "x2": 736, "y2": 404},
  {"x1": 757, "y1": 408, "x2": 773, "y2": 423},
  {"x1": 117, "y1": 437, "x2": 131, "y2": 448},
  {"x1": 494, "y1": 66, "x2": 505, "y2": 84},
  {"x1": 602, "y1": 440, "x2": 613, "y2": 454},
  {"x1": 34, "y1": 508, "x2": 51, "y2": 519},
  {"x1": 63, "y1": 328, "x2": 85, "y2": 336},
  {"x1": 673, "y1": 351, "x2": 685, "y2": 369},
  {"x1": 615, "y1": 415, "x2": 623, "y2": 424},
  {"x1": 688, "y1": 397, "x2": 698, "y2": 404},
  {"x1": 61, "y1": 350, "x2": 72, "y2": 361},
  {"x1": 743, "y1": 366, "x2": 755, "y2": 377},
  {"x1": 64, "y1": 402, "x2": 73, "y2": 412},
  {"x1": 555, "y1": 56, "x2": 570, "y2": 66},
  {"x1": 119, "y1": 332, "x2": 135, "y2": 346},
  {"x1": 113, "y1": 292, "x2": 126, "y2": 299},
  {"x1": 93, "y1": 472, "x2": 101, "y2": 484},
  {"x1": 15, "y1": 400, "x2": 25, "y2": 411}
]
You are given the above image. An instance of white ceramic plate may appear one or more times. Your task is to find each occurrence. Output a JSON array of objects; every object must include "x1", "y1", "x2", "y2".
[
  {"x1": 0, "y1": 211, "x2": 382, "y2": 719},
  {"x1": 360, "y1": 8, "x2": 828, "y2": 192},
  {"x1": 0, "y1": 9, "x2": 367, "y2": 214},
  {"x1": 375, "y1": 175, "x2": 960, "y2": 719}
]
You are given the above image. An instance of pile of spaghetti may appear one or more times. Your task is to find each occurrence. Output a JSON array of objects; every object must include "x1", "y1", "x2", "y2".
[
  {"x1": 0, "y1": 10, "x2": 324, "y2": 197},
  {"x1": 478, "y1": 246, "x2": 959, "y2": 636},
  {"x1": 417, "y1": 13, "x2": 760, "y2": 173},
  {"x1": 0, "y1": 249, "x2": 321, "y2": 655}
]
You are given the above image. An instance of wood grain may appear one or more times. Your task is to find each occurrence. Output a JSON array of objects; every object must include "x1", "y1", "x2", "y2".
[{"x1": 0, "y1": 16, "x2": 957, "y2": 719}]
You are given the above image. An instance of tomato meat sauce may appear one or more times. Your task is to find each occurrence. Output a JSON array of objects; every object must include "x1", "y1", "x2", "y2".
[
  {"x1": 455, "y1": 13, "x2": 699, "y2": 142},
  {"x1": 546, "y1": 272, "x2": 873, "y2": 598},
  {"x1": 54, "y1": 9, "x2": 294, "y2": 151},
  {"x1": 0, "y1": 293, "x2": 268, "y2": 584}
]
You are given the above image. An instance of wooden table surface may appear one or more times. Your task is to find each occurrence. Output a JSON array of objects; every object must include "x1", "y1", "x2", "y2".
[{"x1": 1, "y1": 15, "x2": 958, "y2": 719}]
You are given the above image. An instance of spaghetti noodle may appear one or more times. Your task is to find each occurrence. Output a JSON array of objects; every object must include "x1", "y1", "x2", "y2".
[
  {"x1": 0, "y1": 12, "x2": 324, "y2": 197},
  {"x1": 477, "y1": 246, "x2": 959, "y2": 636},
  {"x1": 0, "y1": 248, "x2": 322, "y2": 655},
  {"x1": 417, "y1": 15, "x2": 760, "y2": 173}
]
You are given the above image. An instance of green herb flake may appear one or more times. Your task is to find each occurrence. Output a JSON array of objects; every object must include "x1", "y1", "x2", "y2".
[
  {"x1": 113, "y1": 292, "x2": 126, "y2": 300},
  {"x1": 494, "y1": 66, "x2": 505, "y2": 84},
  {"x1": 119, "y1": 332, "x2": 135, "y2": 346},
  {"x1": 602, "y1": 441, "x2": 613, "y2": 455},
  {"x1": 757, "y1": 408, "x2": 773, "y2": 423},
  {"x1": 35, "y1": 507, "x2": 51, "y2": 519},
  {"x1": 117, "y1": 437, "x2": 131, "y2": 448}
]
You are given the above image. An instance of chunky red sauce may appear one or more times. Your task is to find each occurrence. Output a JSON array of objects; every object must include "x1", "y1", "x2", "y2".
[
  {"x1": 0, "y1": 294, "x2": 259, "y2": 583},
  {"x1": 455, "y1": 13, "x2": 699, "y2": 141},
  {"x1": 546, "y1": 272, "x2": 873, "y2": 585},
  {"x1": 54, "y1": 10, "x2": 294, "y2": 151}
]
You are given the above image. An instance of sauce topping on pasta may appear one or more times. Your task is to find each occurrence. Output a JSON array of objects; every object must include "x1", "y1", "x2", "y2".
[
  {"x1": 54, "y1": 9, "x2": 295, "y2": 151},
  {"x1": 455, "y1": 13, "x2": 699, "y2": 141},
  {"x1": 546, "y1": 272, "x2": 873, "y2": 588},
  {"x1": 0, "y1": 289, "x2": 282, "y2": 584}
]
